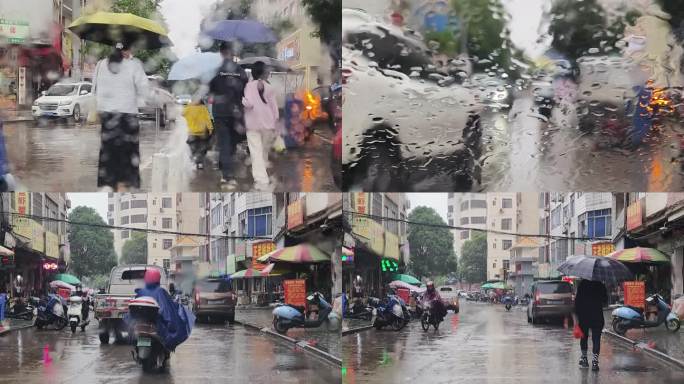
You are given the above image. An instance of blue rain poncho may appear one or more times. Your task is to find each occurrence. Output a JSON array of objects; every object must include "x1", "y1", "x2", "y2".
[{"x1": 128, "y1": 283, "x2": 195, "y2": 351}]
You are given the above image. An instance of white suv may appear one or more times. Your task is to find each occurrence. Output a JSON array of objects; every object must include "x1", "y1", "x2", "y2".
[{"x1": 32, "y1": 81, "x2": 95, "y2": 122}]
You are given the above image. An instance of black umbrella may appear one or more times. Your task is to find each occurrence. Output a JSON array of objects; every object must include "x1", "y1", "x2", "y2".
[{"x1": 557, "y1": 255, "x2": 633, "y2": 286}]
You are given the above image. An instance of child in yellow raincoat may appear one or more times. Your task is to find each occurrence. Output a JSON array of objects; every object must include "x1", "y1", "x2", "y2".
[{"x1": 184, "y1": 99, "x2": 213, "y2": 170}]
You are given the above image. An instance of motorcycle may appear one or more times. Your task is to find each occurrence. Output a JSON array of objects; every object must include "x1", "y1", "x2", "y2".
[
  {"x1": 272, "y1": 292, "x2": 338, "y2": 334},
  {"x1": 129, "y1": 296, "x2": 170, "y2": 373},
  {"x1": 4, "y1": 296, "x2": 37, "y2": 321},
  {"x1": 344, "y1": 298, "x2": 373, "y2": 321},
  {"x1": 67, "y1": 295, "x2": 90, "y2": 333},
  {"x1": 35, "y1": 294, "x2": 68, "y2": 330},
  {"x1": 420, "y1": 299, "x2": 444, "y2": 332},
  {"x1": 502, "y1": 296, "x2": 514, "y2": 311},
  {"x1": 611, "y1": 294, "x2": 681, "y2": 335},
  {"x1": 370, "y1": 295, "x2": 407, "y2": 331}
]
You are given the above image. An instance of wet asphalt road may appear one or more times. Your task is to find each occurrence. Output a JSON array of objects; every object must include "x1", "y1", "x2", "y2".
[
  {"x1": 3, "y1": 118, "x2": 338, "y2": 192},
  {"x1": 341, "y1": 301, "x2": 684, "y2": 384},
  {"x1": 479, "y1": 97, "x2": 683, "y2": 191},
  {"x1": 0, "y1": 322, "x2": 339, "y2": 384}
]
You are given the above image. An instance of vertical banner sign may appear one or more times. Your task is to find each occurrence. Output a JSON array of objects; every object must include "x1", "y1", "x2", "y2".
[
  {"x1": 18, "y1": 67, "x2": 25, "y2": 105},
  {"x1": 15, "y1": 192, "x2": 28, "y2": 214},
  {"x1": 251, "y1": 241, "x2": 276, "y2": 270},
  {"x1": 355, "y1": 193, "x2": 367, "y2": 214},
  {"x1": 623, "y1": 281, "x2": 646, "y2": 309},
  {"x1": 283, "y1": 279, "x2": 306, "y2": 308}
]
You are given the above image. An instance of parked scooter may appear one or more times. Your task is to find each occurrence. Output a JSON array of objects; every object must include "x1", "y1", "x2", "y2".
[
  {"x1": 344, "y1": 296, "x2": 373, "y2": 321},
  {"x1": 35, "y1": 294, "x2": 68, "y2": 330},
  {"x1": 129, "y1": 296, "x2": 170, "y2": 373},
  {"x1": 370, "y1": 295, "x2": 407, "y2": 331},
  {"x1": 4, "y1": 296, "x2": 37, "y2": 321},
  {"x1": 272, "y1": 292, "x2": 337, "y2": 334},
  {"x1": 67, "y1": 295, "x2": 90, "y2": 333},
  {"x1": 611, "y1": 294, "x2": 681, "y2": 335}
]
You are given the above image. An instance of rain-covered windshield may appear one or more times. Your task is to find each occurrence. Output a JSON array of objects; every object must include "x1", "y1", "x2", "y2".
[
  {"x1": 45, "y1": 84, "x2": 77, "y2": 96},
  {"x1": 342, "y1": 0, "x2": 684, "y2": 192}
]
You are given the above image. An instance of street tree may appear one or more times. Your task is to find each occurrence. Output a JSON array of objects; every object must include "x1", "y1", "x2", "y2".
[
  {"x1": 458, "y1": 231, "x2": 487, "y2": 285},
  {"x1": 120, "y1": 232, "x2": 148, "y2": 265},
  {"x1": 546, "y1": 0, "x2": 638, "y2": 61},
  {"x1": 301, "y1": 0, "x2": 342, "y2": 66},
  {"x1": 68, "y1": 207, "x2": 117, "y2": 280},
  {"x1": 449, "y1": 0, "x2": 522, "y2": 76},
  {"x1": 407, "y1": 207, "x2": 457, "y2": 279}
]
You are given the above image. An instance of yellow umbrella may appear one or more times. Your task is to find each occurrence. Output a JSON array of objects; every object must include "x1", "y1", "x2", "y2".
[{"x1": 68, "y1": 11, "x2": 170, "y2": 49}]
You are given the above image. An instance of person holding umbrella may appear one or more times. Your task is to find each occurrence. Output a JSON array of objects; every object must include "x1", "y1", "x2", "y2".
[
  {"x1": 242, "y1": 61, "x2": 279, "y2": 190},
  {"x1": 92, "y1": 42, "x2": 149, "y2": 191},
  {"x1": 209, "y1": 42, "x2": 248, "y2": 187},
  {"x1": 557, "y1": 255, "x2": 632, "y2": 372}
]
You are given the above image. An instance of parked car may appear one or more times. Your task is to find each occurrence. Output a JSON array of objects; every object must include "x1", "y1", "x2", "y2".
[
  {"x1": 175, "y1": 94, "x2": 192, "y2": 105},
  {"x1": 527, "y1": 280, "x2": 574, "y2": 324},
  {"x1": 193, "y1": 277, "x2": 237, "y2": 323},
  {"x1": 95, "y1": 264, "x2": 169, "y2": 344},
  {"x1": 437, "y1": 286, "x2": 460, "y2": 313},
  {"x1": 139, "y1": 77, "x2": 177, "y2": 126},
  {"x1": 341, "y1": 7, "x2": 484, "y2": 191},
  {"x1": 32, "y1": 81, "x2": 94, "y2": 122}
]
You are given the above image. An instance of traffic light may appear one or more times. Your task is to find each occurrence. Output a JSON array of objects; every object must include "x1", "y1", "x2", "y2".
[{"x1": 381, "y1": 258, "x2": 399, "y2": 272}]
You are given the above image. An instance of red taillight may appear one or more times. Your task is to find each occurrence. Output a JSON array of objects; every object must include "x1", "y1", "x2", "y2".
[
  {"x1": 535, "y1": 293, "x2": 541, "y2": 305},
  {"x1": 195, "y1": 291, "x2": 200, "y2": 306}
]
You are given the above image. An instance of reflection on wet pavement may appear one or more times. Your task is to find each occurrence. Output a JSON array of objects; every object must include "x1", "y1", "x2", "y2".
[
  {"x1": 0, "y1": 322, "x2": 340, "y2": 384},
  {"x1": 342, "y1": 302, "x2": 684, "y2": 383},
  {"x1": 237, "y1": 308, "x2": 340, "y2": 357},
  {"x1": 3, "y1": 120, "x2": 338, "y2": 192}
]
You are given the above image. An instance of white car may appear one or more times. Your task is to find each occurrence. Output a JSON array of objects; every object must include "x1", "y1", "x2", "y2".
[
  {"x1": 465, "y1": 73, "x2": 512, "y2": 109},
  {"x1": 342, "y1": 8, "x2": 484, "y2": 191},
  {"x1": 32, "y1": 82, "x2": 94, "y2": 122},
  {"x1": 139, "y1": 85, "x2": 177, "y2": 127}
]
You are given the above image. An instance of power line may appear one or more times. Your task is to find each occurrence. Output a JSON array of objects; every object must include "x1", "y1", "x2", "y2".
[
  {"x1": 3, "y1": 212, "x2": 271, "y2": 240},
  {"x1": 343, "y1": 210, "x2": 612, "y2": 242}
]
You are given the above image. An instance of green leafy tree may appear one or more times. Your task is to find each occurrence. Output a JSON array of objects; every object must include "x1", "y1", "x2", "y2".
[
  {"x1": 120, "y1": 232, "x2": 148, "y2": 265},
  {"x1": 68, "y1": 207, "x2": 117, "y2": 280},
  {"x1": 450, "y1": 0, "x2": 520, "y2": 75},
  {"x1": 546, "y1": 0, "x2": 640, "y2": 61},
  {"x1": 302, "y1": 0, "x2": 341, "y2": 66},
  {"x1": 407, "y1": 207, "x2": 457, "y2": 279},
  {"x1": 459, "y1": 231, "x2": 487, "y2": 284}
]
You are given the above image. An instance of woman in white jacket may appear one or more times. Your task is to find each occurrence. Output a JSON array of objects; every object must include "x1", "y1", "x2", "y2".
[
  {"x1": 92, "y1": 42, "x2": 149, "y2": 192},
  {"x1": 242, "y1": 61, "x2": 279, "y2": 189}
]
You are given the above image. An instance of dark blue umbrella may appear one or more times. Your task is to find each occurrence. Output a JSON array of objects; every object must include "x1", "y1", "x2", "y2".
[
  {"x1": 203, "y1": 20, "x2": 277, "y2": 44},
  {"x1": 557, "y1": 255, "x2": 633, "y2": 286}
]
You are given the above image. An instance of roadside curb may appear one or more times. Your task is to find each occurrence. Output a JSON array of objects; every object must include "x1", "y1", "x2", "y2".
[
  {"x1": 603, "y1": 329, "x2": 684, "y2": 369},
  {"x1": 342, "y1": 324, "x2": 374, "y2": 336},
  {"x1": 234, "y1": 319, "x2": 342, "y2": 367},
  {"x1": 2, "y1": 117, "x2": 33, "y2": 123},
  {"x1": 0, "y1": 323, "x2": 34, "y2": 336}
]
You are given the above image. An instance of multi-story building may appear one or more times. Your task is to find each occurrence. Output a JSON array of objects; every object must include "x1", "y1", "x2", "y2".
[
  {"x1": 0, "y1": 192, "x2": 70, "y2": 296},
  {"x1": 486, "y1": 193, "x2": 518, "y2": 281},
  {"x1": 613, "y1": 193, "x2": 684, "y2": 301},
  {"x1": 344, "y1": 193, "x2": 409, "y2": 297},
  {"x1": 252, "y1": 0, "x2": 325, "y2": 88},
  {"x1": 107, "y1": 193, "x2": 177, "y2": 269},
  {"x1": 507, "y1": 193, "x2": 544, "y2": 296},
  {"x1": 447, "y1": 193, "x2": 487, "y2": 259},
  {"x1": 539, "y1": 192, "x2": 613, "y2": 278}
]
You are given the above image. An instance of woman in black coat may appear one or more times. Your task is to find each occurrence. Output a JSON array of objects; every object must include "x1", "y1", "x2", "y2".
[{"x1": 574, "y1": 279, "x2": 608, "y2": 371}]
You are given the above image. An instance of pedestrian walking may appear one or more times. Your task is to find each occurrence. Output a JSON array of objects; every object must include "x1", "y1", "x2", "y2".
[
  {"x1": 183, "y1": 97, "x2": 214, "y2": 169},
  {"x1": 92, "y1": 42, "x2": 149, "y2": 192},
  {"x1": 242, "y1": 61, "x2": 279, "y2": 190},
  {"x1": 574, "y1": 279, "x2": 608, "y2": 371},
  {"x1": 209, "y1": 42, "x2": 248, "y2": 187}
]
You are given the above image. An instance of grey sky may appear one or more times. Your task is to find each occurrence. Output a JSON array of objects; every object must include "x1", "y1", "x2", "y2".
[
  {"x1": 160, "y1": 0, "x2": 219, "y2": 57},
  {"x1": 407, "y1": 193, "x2": 448, "y2": 223},
  {"x1": 67, "y1": 193, "x2": 108, "y2": 221}
]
